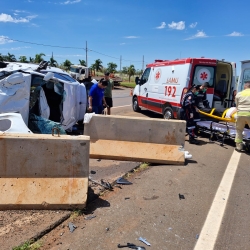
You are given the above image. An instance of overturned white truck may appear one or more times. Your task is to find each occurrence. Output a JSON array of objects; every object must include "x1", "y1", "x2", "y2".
[{"x1": 0, "y1": 61, "x2": 87, "y2": 133}]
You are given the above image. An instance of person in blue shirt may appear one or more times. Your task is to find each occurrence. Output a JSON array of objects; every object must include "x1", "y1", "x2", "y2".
[{"x1": 88, "y1": 78, "x2": 108, "y2": 114}]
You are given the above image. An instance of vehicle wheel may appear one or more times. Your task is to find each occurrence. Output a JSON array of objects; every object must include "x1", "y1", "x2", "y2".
[
  {"x1": 132, "y1": 96, "x2": 141, "y2": 112},
  {"x1": 163, "y1": 106, "x2": 174, "y2": 119}
]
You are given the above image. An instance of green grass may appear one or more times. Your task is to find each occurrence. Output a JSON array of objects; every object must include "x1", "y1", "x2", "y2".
[
  {"x1": 120, "y1": 81, "x2": 136, "y2": 88},
  {"x1": 12, "y1": 240, "x2": 43, "y2": 250}
]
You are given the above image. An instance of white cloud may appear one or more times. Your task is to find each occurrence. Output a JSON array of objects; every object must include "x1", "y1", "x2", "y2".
[
  {"x1": 156, "y1": 22, "x2": 166, "y2": 29},
  {"x1": 61, "y1": 0, "x2": 81, "y2": 4},
  {"x1": 189, "y1": 22, "x2": 197, "y2": 28},
  {"x1": 168, "y1": 21, "x2": 185, "y2": 30},
  {"x1": 227, "y1": 31, "x2": 243, "y2": 37},
  {"x1": 185, "y1": 30, "x2": 208, "y2": 40},
  {"x1": 0, "y1": 13, "x2": 36, "y2": 23},
  {"x1": 124, "y1": 36, "x2": 139, "y2": 39},
  {"x1": 0, "y1": 36, "x2": 13, "y2": 44},
  {"x1": 1, "y1": 46, "x2": 31, "y2": 51}
]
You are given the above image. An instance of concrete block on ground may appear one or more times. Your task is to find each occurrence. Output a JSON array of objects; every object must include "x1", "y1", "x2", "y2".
[
  {"x1": 0, "y1": 133, "x2": 90, "y2": 209},
  {"x1": 84, "y1": 115, "x2": 186, "y2": 164},
  {"x1": 90, "y1": 139, "x2": 185, "y2": 165},
  {"x1": 84, "y1": 115, "x2": 186, "y2": 145}
]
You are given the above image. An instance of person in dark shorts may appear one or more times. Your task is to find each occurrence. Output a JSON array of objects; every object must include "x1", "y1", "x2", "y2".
[{"x1": 104, "y1": 72, "x2": 114, "y2": 115}]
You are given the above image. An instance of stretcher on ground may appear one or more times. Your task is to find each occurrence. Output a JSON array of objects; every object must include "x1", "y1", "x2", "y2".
[{"x1": 196, "y1": 108, "x2": 250, "y2": 149}]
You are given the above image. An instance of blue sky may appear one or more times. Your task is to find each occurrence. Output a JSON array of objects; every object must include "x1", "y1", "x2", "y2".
[{"x1": 0, "y1": 0, "x2": 249, "y2": 74}]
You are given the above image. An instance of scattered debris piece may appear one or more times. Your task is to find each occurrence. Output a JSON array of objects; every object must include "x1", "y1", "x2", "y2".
[
  {"x1": 97, "y1": 159, "x2": 101, "y2": 162},
  {"x1": 143, "y1": 195, "x2": 159, "y2": 200},
  {"x1": 196, "y1": 234, "x2": 199, "y2": 239},
  {"x1": 116, "y1": 177, "x2": 132, "y2": 185},
  {"x1": 125, "y1": 197, "x2": 130, "y2": 200},
  {"x1": 101, "y1": 179, "x2": 113, "y2": 189},
  {"x1": 84, "y1": 215, "x2": 96, "y2": 220},
  {"x1": 89, "y1": 176, "x2": 113, "y2": 190},
  {"x1": 179, "y1": 193, "x2": 185, "y2": 200},
  {"x1": 90, "y1": 170, "x2": 96, "y2": 174},
  {"x1": 68, "y1": 222, "x2": 77, "y2": 233},
  {"x1": 139, "y1": 237, "x2": 151, "y2": 246},
  {"x1": 106, "y1": 227, "x2": 109, "y2": 231},
  {"x1": 117, "y1": 243, "x2": 146, "y2": 249}
]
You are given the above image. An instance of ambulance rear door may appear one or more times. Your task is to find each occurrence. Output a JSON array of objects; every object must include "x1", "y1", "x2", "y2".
[{"x1": 191, "y1": 65, "x2": 215, "y2": 108}]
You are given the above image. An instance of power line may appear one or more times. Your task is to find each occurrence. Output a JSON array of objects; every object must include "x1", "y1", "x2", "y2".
[{"x1": 3, "y1": 37, "x2": 144, "y2": 63}]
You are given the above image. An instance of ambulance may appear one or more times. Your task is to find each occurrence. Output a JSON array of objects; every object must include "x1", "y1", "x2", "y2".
[{"x1": 132, "y1": 58, "x2": 237, "y2": 119}]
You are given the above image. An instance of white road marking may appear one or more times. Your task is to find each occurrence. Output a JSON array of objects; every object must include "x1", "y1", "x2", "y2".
[
  {"x1": 112, "y1": 105, "x2": 131, "y2": 109},
  {"x1": 194, "y1": 150, "x2": 242, "y2": 250}
]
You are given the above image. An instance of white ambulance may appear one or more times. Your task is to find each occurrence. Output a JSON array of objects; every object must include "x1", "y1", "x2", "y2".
[{"x1": 133, "y1": 58, "x2": 237, "y2": 119}]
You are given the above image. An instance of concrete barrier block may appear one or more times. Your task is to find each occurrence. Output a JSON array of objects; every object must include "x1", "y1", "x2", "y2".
[
  {"x1": 84, "y1": 115, "x2": 186, "y2": 145},
  {"x1": 90, "y1": 139, "x2": 185, "y2": 165},
  {"x1": 0, "y1": 133, "x2": 90, "y2": 210}
]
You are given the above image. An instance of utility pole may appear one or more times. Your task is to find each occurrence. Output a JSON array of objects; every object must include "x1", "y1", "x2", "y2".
[
  {"x1": 86, "y1": 41, "x2": 88, "y2": 67},
  {"x1": 142, "y1": 55, "x2": 144, "y2": 73},
  {"x1": 120, "y1": 55, "x2": 122, "y2": 77}
]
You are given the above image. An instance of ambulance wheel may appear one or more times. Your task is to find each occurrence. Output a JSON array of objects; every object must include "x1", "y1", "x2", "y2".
[
  {"x1": 133, "y1": 96, "x2": 141, "y2": 112},
  {"x1": 163, "y1": 107, "x2": 173, "y2": 119}
]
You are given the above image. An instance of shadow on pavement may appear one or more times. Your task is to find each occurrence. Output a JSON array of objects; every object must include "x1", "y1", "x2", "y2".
[{"x1": 85, "y1": 187, "x2": 111, "y2": 215}]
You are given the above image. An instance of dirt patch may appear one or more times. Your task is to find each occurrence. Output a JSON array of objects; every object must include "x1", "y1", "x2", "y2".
[{"x1": 0, "y1": 210, "x2": 70, "y2": 250}]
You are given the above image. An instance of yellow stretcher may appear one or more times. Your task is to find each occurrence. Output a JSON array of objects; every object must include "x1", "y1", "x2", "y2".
[
  {"x1": 196, "y1": 108, "x2": 250, "y2": 149},
  {"x1": 199, "y1": 108, "x2": 236, "y2": 123}
]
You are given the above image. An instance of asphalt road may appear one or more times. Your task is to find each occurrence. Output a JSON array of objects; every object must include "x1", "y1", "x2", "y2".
[{"x1": 110, "y1": 87, "x2": 250, "y2": 249}]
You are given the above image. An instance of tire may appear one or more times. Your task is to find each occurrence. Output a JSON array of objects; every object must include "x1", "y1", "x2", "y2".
[
  {"x1": 163, "y1": 106, "x2": 174, "y2": 119},
  {"x1": 132, "y1": 96, "x2": 141, "y2": 112}
]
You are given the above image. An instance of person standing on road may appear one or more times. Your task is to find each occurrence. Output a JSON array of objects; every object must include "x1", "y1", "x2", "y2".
[
  {"x1": 88, "y1": 79, "x2": 108, "y2": 114},
  {"x1": 180, "y1": 85, "x2": 200, "y2": 144},
  {"x1": 235, "y1": 81, "x2": 250, "y2": 151},
  {"x1": 104, "y1": 72, "x2": 114, "y2": 115},
  {"x1": 194, "y1": 82, "x2": 210, "y2": 110}
]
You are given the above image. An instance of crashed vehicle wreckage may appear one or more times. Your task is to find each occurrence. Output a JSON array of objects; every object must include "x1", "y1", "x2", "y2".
[{"x1": 0, "y1": 61, "x2": 87, "y2": 134}]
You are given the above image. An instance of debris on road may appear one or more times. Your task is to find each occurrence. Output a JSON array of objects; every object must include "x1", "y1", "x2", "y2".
[
  {"x1": 116, "y1": 177, "x2": 132, "y2": 185},
  {"x1": 138, "y1": 237, "x2": 151, "y2": 246},
  {"x1": 84, "y1": 215, "x2": 96, "y2": 220},
  {"x1": 179, "y1": 193, "x2": 185, "y2": 200},
  {"x1": 68, "y1": 222, "x2": 77, "y2": 233},
  {"x1": 143, "y1": 195, "x2": 159, "y2": 200},
  {"x1": 89, "y1": 176, "x2": 113, "y2": 190},
  {"x1": 117, "y1": 243, "x2": 146, "y2": 249}
]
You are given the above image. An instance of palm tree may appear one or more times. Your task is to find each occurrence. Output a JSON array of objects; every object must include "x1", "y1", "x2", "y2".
[
  {"x1": 0, "y1": 54, "x2": 3, "y2": 61},
  {"x1": 127, "y1": 65, "x2": 136, "y2": 82},
  {"x1": 19, "y1": 56, "x2": 28, "y2": 63},
  {"x1": 79, "y1": 59, "x2": 86, "y2": 66},
  {"x1": 49, "y1": 57, "x2": 58, "y2": 67},
  {"x1": 63, "y1": 59, "x2": 72, "y2": 71},
  {"x1": 5, "y1": 53, "x2": 16, "y2": 62},
  {"x1": 106, "y1": 62, "x2": 117, "y2": 73},
  {"x1": 34, "y1": 53, "x2": 46, "y2": 63},
  {"x1": 29, "y1": 57, "x2": 34, "y2": 63},
  {"x1": 91, "y1": 59, "x2": 103, "y2": 75}
]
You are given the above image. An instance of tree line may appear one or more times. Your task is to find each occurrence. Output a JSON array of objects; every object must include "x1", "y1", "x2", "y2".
[{"x1": 0, "y1": 52, "x2": 143, "y2": 81}]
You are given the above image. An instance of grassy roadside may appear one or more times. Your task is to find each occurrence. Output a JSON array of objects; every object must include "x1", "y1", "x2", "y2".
[{"x1": 120, "y1": 81, "x2": 136, "y2": 88}]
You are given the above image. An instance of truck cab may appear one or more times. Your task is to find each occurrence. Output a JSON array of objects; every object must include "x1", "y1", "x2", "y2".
[{"x1": 69, "y1": 65, "x2": 91, "y2": 81}]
